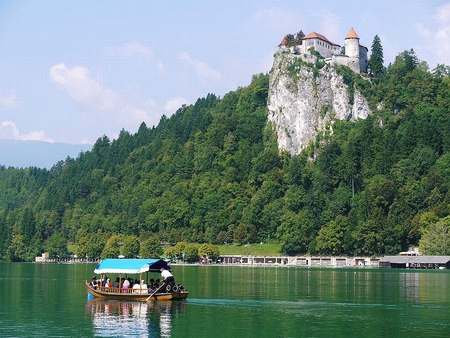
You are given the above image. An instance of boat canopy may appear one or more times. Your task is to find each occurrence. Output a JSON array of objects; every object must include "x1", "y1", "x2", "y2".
[{"x1": 94, "y1": 258, "x2": 171, "y2": 274}]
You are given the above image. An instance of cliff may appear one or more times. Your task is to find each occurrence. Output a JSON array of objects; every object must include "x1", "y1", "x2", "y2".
[{"x1": 267, "y1": 50, "x2": 371, "y2": 155}]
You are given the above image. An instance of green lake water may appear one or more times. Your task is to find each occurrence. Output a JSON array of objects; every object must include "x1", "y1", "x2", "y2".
[{"x1": 0, "y1": 262, "x2": 449, "y2": 337}]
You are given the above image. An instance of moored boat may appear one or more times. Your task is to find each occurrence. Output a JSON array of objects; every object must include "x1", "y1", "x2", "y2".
[{"x1": 86, "y1": 258, "x2": 188, "y2": 301}]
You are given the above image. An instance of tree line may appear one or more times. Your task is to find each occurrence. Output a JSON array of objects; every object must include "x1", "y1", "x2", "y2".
[{"x1": 1, "y1": 38, "x2": 450, "y2": 261}]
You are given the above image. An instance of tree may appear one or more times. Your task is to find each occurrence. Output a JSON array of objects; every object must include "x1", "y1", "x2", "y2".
[
  {"x1": 101, "y1": 234, "x2": 126, "y2": 259},
  {"x1": 122, "y1": 235, "x2": 140, "y2": 258},
  {"x1": 419, "y1": 216, "x2": 450, "y2": 255},
  {"x1": 140, "y1": 237, "x2": 163, "y2": 258},
  {"x1": 315, "y1": 215, "x2": 349, "y2": 255},
  {"x1": 295, "y1": 30, "x2": 305, "y2": 44},
  {"x1": 368, "y1": 35, "x2": 385, "y2": 78},
  {"x1": 87, "y1": 233, "x2": 107, "y2": 259},
  {"x1": 283, "y1": 34, "x2": 296, "y2": 48},
  {"x1": 432, "y1": 64, "x2": 450, "y2": 80},
  {"x1": 184, "y1": 243, "x2": 199, "y2": 262},
  {"x1": 393, "y1": 49, "x2": 418, "y2": 75},
  {"x1": 77, "y1": 231, "x2": 106, "y2": 260},
  {"x1": 198, "y1": 243, "x2": 220, "y2": 261},
  {"x1": 233, "y1": 223, "x2": 248, "y2": 245},
  {"x1": 45, "y1": 232, "x2": 68, "y2": 259}
]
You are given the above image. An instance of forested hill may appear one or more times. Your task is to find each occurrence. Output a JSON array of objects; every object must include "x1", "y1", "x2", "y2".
[{"x1": 1, "y1": 50, "x2": 450, "y2": 262}]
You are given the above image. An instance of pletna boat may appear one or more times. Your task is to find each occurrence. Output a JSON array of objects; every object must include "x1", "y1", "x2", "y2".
[{"x1": 85, "y1": 258, "x2": 188, "y2": 301}]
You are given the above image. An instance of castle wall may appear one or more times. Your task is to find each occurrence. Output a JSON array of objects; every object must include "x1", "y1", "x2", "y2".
[
  {"x1": 347, "y1": 58, "x2": 361, "y2": 73},
  {"x1": 329, "y1": 54, "x2": 349, "y2": 68},
  {"x1": 302, "y1": 38, "x2": 340, "y2": 58},
  {"x1": 359, "y1": 46, "x2": 368, "y2": 73}
]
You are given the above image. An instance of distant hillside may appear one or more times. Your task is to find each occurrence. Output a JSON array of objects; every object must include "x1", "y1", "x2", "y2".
[
  {"x1": 1, "y1": 49, "x2": 450, "y2": 262},
  {"x1": 0, "y1": 139, "x2": 92, "y2": 169}
]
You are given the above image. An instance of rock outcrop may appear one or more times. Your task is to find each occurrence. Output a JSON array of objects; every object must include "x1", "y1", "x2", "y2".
[{"x1": 267, "y1": 50, "x2": 371, "y2": 155}]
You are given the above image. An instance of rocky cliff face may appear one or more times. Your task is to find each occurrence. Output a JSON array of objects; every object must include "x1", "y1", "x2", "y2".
[{"x1": 267, "y1": 50, "x2": 371, "y2": 155}]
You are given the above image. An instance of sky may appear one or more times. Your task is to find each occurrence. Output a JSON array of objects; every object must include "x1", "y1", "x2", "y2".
[{"x1": 0, "y1": 1, "x2": 449, "y2": 145}]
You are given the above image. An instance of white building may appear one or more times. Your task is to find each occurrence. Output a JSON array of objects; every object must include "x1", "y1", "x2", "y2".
[{"x1": 279, "y1": 28, "x2": 368, "y2": 73}]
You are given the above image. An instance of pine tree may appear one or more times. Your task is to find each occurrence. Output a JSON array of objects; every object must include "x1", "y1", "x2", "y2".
[{"x1": 368, "y1": 35, "x2": 384, "y2": 78}]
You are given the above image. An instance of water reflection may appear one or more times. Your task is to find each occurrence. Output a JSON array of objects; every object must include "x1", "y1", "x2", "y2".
[{"x1": 85, "y1": 299, "x2": 186, "y2": 337}]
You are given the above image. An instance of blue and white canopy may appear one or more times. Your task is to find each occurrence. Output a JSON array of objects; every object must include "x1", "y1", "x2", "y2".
[{"x1": 94, "y1": 258, "x2": 171, "y2": 274}]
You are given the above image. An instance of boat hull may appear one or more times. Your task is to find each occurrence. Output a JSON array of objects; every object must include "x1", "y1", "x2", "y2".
[{"x1": 86, "y1": 281, "x2": 189, "y2": 301}]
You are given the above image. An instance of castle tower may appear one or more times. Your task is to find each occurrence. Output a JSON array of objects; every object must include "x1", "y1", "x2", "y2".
[{"x1": 345, "y1": 28, "x2": 361, "y2": 73}]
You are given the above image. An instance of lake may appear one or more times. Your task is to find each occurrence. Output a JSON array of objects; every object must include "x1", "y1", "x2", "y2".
[{"x1": 0, "y1": 262, "x2": 449, "y2": 337}]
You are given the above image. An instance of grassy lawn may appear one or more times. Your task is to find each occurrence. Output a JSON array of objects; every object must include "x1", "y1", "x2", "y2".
[{"x1": 217, "y1": 243, "x2": 282, "y2": 256}]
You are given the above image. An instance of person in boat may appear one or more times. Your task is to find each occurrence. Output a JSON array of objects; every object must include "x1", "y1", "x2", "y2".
[
  {"x1": 160, "y1": 268, "x2": 175, "y2": 291},
  {"x1": 132, "y1": 279, "x2": 148, "y2": 294},
  {"x1": 122, "y1": 277, "x2": 131, "y2": 292},
  {"x1": 140, "y1": 280, "x2": 148, "y2": 293},
  {"x1": 100, "y1": 275, "x2": 107, "y2": 286},
  {"x1": 149, "y1": 278, "x2": 156, "y2": 292},
  {"x1": 91, "y1": 275, "x2": 98, "y2": 288}
]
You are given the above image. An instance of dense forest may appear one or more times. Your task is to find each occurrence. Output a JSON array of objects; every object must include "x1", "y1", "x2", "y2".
[{"x1": 1, "y1": 46, "x2": 450, "y2": 262}]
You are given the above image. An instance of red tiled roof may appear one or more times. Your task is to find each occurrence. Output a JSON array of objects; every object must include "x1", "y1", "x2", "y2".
[
  {"x1": 279, "y1": 35, "x2": 288, "y2": 46},
  {"x1": 302, "y1": 31, "x2": 340, "y2": 46},
  {"x1": 346, "y1": 28, "x2": 359, "y2": 39}
]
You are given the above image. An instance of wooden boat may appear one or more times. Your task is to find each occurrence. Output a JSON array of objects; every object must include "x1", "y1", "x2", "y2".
[{"x1": 86, "y1": 258, "x2": 188, "y2": 301}]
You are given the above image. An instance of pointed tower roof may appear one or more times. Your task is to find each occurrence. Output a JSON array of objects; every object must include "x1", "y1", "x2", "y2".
[{"x1": 346, "y1": 28, "x2": 359, "y2": 39}]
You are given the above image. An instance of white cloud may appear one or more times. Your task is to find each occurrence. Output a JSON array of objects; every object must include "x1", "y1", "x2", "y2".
[
  {"x1": 164, "y1": 97, "x2": 190, "y2": 114},
  {"x1": 105, "y1": 42, "x2": 165, "y2": 71},
  {"x1": 106, "y1": 41, "x2": 154, "y2": 61},
  {"x1": 252, "y1": 8, "x2": 298, "y2": 33},
  {"x1": 179, "y1": 51, "x2": 221, "y2": 83},
  {"x1": 434, "y1": 3, "x2": 450, "y2": 64},
  {"x1": 50, "y1": 63, "x2": 154, "y2": 127},
  {"x1": 0, "y1": 121, "x2": 54, "y2": 143},
  {"x1": 143, "y1": 98, "x2": 159, "y2": 112},
  {"x1": 418, "y1": 3, "x2": 450, "y2": 66},
  {"x1": 50, "y1": 63, "x2": 118, "y2": 111},
  {"x1": 116, "y1": 105, "x2": 149, "y2": 126},
  {"x1": 0, "y1": 91, "x2": 21, "y2": 109},
  {"x1": 436, "y1": 2, "x2": 450, "y2": 24}
]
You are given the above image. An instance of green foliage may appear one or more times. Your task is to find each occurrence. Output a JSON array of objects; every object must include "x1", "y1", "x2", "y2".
[
  {"x1": 336, "y1": 65, "x2": 355, "y2": 104},
  {"x1": 283, "y1": 30, "x2": 305, "y2": 48},
  {"x1": 45, "y1": 232, "x2": 68, "y2": 259},
  {"x1": 419, "y1": 216, "x2": 450, "y2": 255},
  {"x1": 368, "y1": 35, "x2": 385, "y2": 78},
  {"x1": 101, "y1": 234, "x2": 126, "y2": 258},
  {"x1": 233, "y1": 223, "x2": 249, "y2": 245},
  {"x1": 1, "y1": 49, "x2": 450, "y2": 261},
  {"x1": 316, "y1": 215, "x2": 349, "y2": 255},
  {"x1": 164, "y1": 242, "x2": 187, "y2": 260},
  {"x1": 139, "y1": 237, "x2": 163, "y2": 258},
  {"x1": 198, "y1": 243, "x2": 220, "y2": 261},
  {"x1": 184, "y1": 243, "x2": 199, "y2": 262},
  {"x1": 310, "y1": 47, "x2": 324, "y2": 60},
  {"x1": 76, "y1": 230, "x2": 106, "y2": 260},
  {"x1": 122, "y1": 235, "x2": 140, "y2": 258}
]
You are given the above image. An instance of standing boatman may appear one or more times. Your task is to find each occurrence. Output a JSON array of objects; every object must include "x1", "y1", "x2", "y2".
[{"x1": 160, "y1": 267, "x2": 175, "y2": 290}]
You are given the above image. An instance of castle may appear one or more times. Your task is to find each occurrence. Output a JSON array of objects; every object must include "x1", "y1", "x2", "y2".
[{"x1": 279, "y1": 28, "x2": 368, "y2": 73}]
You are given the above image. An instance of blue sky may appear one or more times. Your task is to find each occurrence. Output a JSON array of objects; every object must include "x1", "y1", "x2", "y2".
[{"x1": 0, "y1": 0, "x2": 449, "y2": 145}]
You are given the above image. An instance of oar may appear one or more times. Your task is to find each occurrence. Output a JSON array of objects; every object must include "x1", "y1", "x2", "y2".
[{"x1": 145, "y1": 283, "x2": 165, "y2": 301}]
